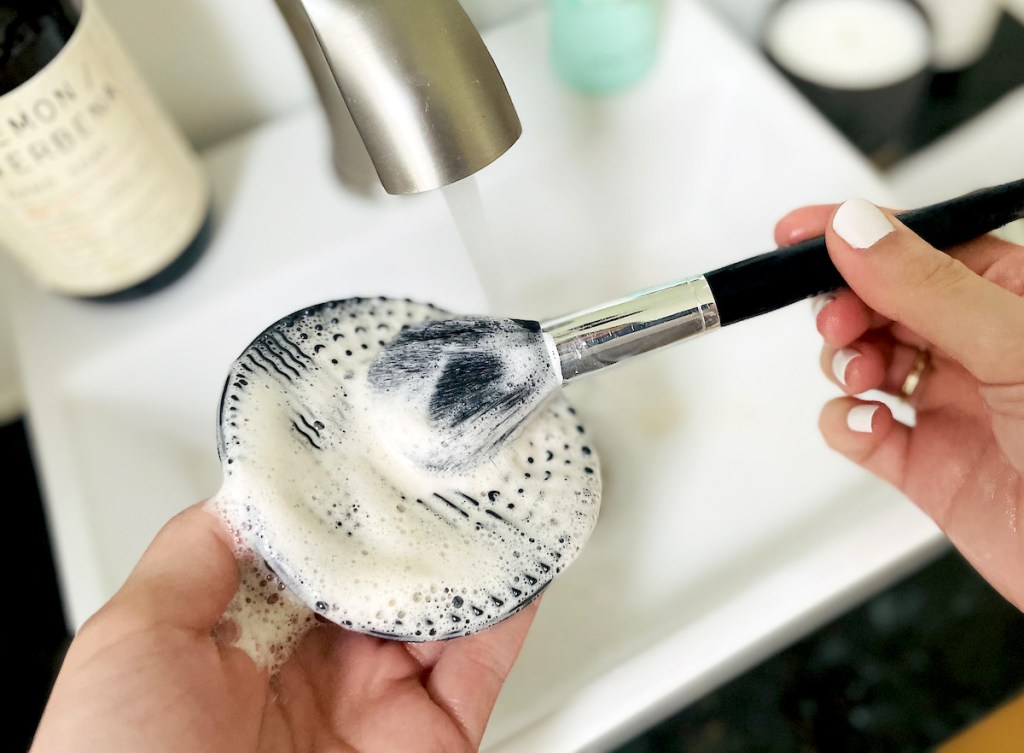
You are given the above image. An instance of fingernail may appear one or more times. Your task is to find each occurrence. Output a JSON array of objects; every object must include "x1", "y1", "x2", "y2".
[
  {"x1": 812, "y1": 293, "x2": 836, "y2": 317},
  {"x1": 831, "y1": 347, "x2": 860, "y2": 386},
  {"x1": 847, "y1": 404, "x2": 879, "y2": 433},
  {"x1": 833, "y1": 199, "x2": 894, "y2": 249}
]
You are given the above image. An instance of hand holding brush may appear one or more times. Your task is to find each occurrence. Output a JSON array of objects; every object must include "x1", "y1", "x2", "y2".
[{"x1": 781, "y1": 196, "x2": 1024, "y2": 613}]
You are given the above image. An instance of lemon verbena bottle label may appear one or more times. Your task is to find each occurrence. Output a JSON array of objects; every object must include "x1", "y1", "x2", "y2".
[{"x1": 0, "y1": 1, "x2": 209, "y2": 297}]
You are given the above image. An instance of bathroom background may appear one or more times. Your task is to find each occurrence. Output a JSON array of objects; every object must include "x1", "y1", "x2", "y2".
[{"x1": 5, "y1": 0, "x2": 1024, "y2": 751}]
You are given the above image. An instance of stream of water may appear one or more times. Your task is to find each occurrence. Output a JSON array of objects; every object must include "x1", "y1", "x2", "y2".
[{"x1": 441, "y1": 176, "x2": 509, "y2": 314}]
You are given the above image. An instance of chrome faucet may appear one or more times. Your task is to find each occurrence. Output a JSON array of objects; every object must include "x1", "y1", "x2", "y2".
[{"x1": 276, "y1": 0, "x2": 522, "y2": 195}]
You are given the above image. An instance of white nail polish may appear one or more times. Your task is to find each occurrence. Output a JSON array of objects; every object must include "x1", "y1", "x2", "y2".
[
  {"x1": 832, "y1": 348, "x2": 859, "y2": 386},
  {"x1": 812, "y1": 294, "x2": 836, "y2": 317},
  {"x1": 847, "y1": 404, "x2": 879, "y2": 433},
  {"x1": 833, "y1": 199, "x2": 894, "y2": 249}
]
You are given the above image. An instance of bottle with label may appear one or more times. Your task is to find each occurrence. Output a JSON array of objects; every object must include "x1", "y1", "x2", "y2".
[{"x1": 0, "y1": 0, "x2": 212, "y2": 301}]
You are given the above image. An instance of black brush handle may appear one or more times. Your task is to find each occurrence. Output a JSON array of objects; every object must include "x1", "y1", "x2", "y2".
[{"x1": 704, "y1": 178, "x2": 1024, "y2": 327}]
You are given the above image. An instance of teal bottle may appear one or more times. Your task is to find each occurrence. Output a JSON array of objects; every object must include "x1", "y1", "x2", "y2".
[{"x1": 549, "y1": 0, "x2": 660, "y2": 93}]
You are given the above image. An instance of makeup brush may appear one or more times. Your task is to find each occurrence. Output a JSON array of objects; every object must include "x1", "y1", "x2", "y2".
[{"x1": 368, "y1": 179, "x2": 1024, "y2": 472}]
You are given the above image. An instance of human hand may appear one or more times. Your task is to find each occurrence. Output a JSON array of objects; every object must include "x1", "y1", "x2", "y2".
[
  {"x1": 30, "y1": 503, "x2": 537, "y2": 753},
  {"x1": 777, "y1": 200, "x2": 1024, "y2": 611}
]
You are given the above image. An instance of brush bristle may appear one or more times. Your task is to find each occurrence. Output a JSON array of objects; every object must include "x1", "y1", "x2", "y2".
[{"x1": 367, "y1": 316, "x2": 561, "y2": 472}]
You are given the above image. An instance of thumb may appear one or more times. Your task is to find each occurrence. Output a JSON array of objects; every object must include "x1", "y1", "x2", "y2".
[
  {"x1": 827, "y1": 199, "x2": 1024, "y2": 385},
  {"x1": 104, "y1": 502, "x2": 240, "y2": 632}
]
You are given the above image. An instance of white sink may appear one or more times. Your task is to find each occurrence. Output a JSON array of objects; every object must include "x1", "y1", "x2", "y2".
[{"x1": 7, "y1": 3, "x2": 945, "y2": 752}]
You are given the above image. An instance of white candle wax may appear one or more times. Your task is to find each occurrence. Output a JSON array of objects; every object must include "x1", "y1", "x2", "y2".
[
  {"x1": 916, "y1": 0, "x2": 1001, "y2": 71},
  {"x1": 764, "y1": 0, "x2": 932, "y2": 90}
]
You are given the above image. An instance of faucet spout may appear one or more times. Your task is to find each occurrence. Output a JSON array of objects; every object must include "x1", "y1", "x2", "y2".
[{"x1": 278, "y1": 0, "x2": 522, "y2": 195}]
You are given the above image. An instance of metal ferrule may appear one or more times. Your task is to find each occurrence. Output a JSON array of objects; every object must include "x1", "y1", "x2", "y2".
[{"x1": 541, "y1": 275, "x2": 721, "y2": 382}]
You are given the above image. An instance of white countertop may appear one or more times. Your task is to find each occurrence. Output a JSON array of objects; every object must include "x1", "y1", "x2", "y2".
[{"x1": 6, "y1": 3, "x2": 949, "y2": 752}]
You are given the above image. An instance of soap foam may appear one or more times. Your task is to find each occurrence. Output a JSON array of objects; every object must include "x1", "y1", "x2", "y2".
[{"x1": 211, "y1": 298, "x2": 601, "y2": 670}]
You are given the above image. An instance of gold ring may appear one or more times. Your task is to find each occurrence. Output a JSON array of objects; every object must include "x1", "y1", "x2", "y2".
[{"x1": 901, "y1": 349, "x2": 932, "y2": 399}]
